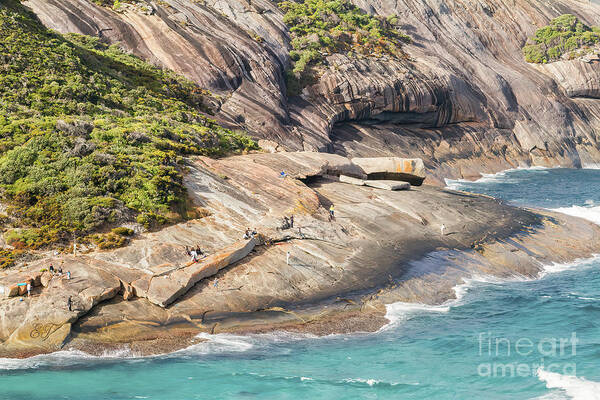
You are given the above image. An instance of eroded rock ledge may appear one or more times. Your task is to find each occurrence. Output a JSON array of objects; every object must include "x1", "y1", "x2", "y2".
[{"x1": 1, "y1": 152, "x2": 599, "y2": 358}]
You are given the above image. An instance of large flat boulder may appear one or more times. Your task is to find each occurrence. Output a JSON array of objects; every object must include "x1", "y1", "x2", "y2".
[
  {"x1": 351, "y1": 157, "x2": 426, "y2": 186},
  {"x1": 146, "y1": 239, "x2": 256, "y2": 307},
  {"x1": 365, "y1": 180, "x2": 411, "y2": 191},
  {"x1": 339, "y1": 174, "x2": 365, "y2": 186}
]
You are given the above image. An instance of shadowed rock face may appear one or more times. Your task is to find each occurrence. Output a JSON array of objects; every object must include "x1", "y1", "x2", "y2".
[{"x1": 23, "y1": 0, "x2": 600, "y2": 182}]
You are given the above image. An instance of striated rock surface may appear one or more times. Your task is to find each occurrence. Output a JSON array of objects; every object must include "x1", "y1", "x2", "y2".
[
  {"x1": 21, "y1": 0, "x2": 600, "y2": 182},
  {"x1": 1, "y1": 152, "x2": 600, "y2": 357},
  {"x1": 6, "y1": 0, "x2": 600, "y2": 356},
  {"x1": 145, "y1": 239, "x2": 256, "y2": 307},
  {"x1": 537, "y1": 58, "x2": 600, "y2": 99}
]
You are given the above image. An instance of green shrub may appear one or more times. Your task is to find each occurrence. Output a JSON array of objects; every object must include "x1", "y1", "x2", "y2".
[
  {"x1": 85, "y1": 232, "x2": 127, "y2": 249},
  {"x1": 0, "y1": 249, "x2": 18, "y2": 269},
  {"x1": 112, "y1": 227, "x2": 134, "y2": 236},
  {"x1": 279, "y1": 0, "x2": 410, "y2": 95},
  {"x1": 0, "y1": 1, "x2": 258, "y2": 248},
  {"x1": 523, "y1": 14, "x2": 600, "y2": 63}
]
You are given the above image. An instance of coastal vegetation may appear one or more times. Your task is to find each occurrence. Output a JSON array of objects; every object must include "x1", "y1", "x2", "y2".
[
  {"x1": 278, "y1": 0, "x2": 410, "y2": 95},
  {"x1": 0, "y1": 1, "x2": 257, "y2": 249},
  {"x1": 523, "y1": 14, "x2": 600, "y2": 63}
]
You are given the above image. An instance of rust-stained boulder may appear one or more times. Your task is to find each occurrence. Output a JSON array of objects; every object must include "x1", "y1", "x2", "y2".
[
  {"x1": 121, "y1": 282, "x2": 135, "y2": 301},
  {"x1": 40, "y1": 271, "x2": 53, "y2": 288},
  {"x1": 7, "y1": 284, "x2": 19, "y2": 297},
  {"x1": 352, "y1": 157, "x2": 426, "y2": 186}
]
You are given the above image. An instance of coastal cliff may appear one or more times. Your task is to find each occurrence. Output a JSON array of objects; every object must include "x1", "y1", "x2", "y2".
[{"x1": 23, "y1": 0, "x2": 600, "y2": 183}]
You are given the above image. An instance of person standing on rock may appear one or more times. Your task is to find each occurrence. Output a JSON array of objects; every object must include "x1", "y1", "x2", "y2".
[
  {"x1": 67, "y1": 296, "x2": 72, "y2": 312},
  {"x1": 286, "y1": 251, "x2": 291, "y2": 265},
  {"x1": 441, "y1": 224, "x2": 446, "y2": 236},
  {"x1": 67, "y1": 271, "x2": 71, "y2": 280},
  {"x1": 329, "y1": 205, "x2": 335, "y2": 221},
  {"x1": 290, "y1": 215, "x2": 294, "y2": 228},
  {"x1": 27, "y1": 282, "x2": 31, "y2": 297}
]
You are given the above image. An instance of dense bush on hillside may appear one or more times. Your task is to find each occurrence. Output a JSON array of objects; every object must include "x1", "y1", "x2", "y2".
[
  {"x1": 523, "y1": 14, "x2": 600, "y2": 63},
  {"x1": 279, "y1": 0, "x2": 410, "y2": 95},
  {"x1": 0, "y1": 1, "x2": 257, "y2": 248}
]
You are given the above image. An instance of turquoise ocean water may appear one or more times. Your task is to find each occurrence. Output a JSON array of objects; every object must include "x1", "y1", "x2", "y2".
[{"x1": 2, "y1": 167, "x2": 600, "y2": 399}]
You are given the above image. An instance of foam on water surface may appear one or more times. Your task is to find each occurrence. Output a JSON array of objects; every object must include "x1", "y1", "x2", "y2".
[{"x1": 537, "y1": 369, "x2": 600, "y2": 400}]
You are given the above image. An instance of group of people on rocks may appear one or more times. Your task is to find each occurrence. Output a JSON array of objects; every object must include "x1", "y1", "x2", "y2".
[
  {"x1": 243, "y1": 228, "x2": 257, "y2": 239},
  {"x1": 185, "y1": 245, "x2": 205, "y2": 262},
  {"x1": 48, "y1": 264, "x2": 70, "y2": 280}
]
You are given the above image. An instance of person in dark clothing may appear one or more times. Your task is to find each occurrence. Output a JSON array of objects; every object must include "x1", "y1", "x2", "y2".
[
  {"x1": 196, "y1": 246, "x2": 204, "y2": 257},
  {"x1": 290, "y1": 215, "x2": 294, "y2": 228},
  {"x1": 49, "y1": 265, "x2": 55, "y2": 274},
  {"x1": 67, "y1": 296, "x2": 72, "y2": 312}
]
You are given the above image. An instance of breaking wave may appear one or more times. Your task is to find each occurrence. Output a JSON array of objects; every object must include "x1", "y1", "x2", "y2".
[
  {"x1": 550, "y1": 205, "x2": 600, "y2": 226},
  {"x1": 537, "y1": 368, "x2": 600, "y2": 400}
]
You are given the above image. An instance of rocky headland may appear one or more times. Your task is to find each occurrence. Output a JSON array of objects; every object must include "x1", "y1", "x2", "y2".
[
  {"x1": 2, "y1": 0, "x2": 600, "y2": 358},
  {"x1": 1, "y1": 152, "x2": 600, "y2": 358}
]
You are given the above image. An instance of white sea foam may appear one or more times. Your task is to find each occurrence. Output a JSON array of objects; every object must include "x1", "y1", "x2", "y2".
[
  {"x1": 383, "y1": 301, "x2": 451, "y2": 326},
  {"x1": 537, "y1": 368, "x2": 600, "y2": 400},
  {"x1": 550, "y1": 205, "x2": 600, "y2": 226},
  {"x1": 183, "y1": 332, "x2": 255, "y2": 354},
  {"x1": 343, "y1": 378, "x2": 382, "y2": 386},
  {"x1": 540, "y1": 255, "x2": 600, "y2": 275},
  {"x1": 0, "y1": 349, "x2": 105, "y2": 371}
]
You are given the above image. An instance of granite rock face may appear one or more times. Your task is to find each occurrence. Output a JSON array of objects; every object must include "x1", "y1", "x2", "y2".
[
  {"x1": 537, "y1": 58, "x2": 600, "y2": 99},
  {"x1": 145, "y1": 239, "x2": 256, "y2": 307},
  {"x1": 23, "y1": 0, "x2": 600, "y2": 182},
  {"x1": 2, "y1": 153, "x2": 600, "y2": 357}
]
